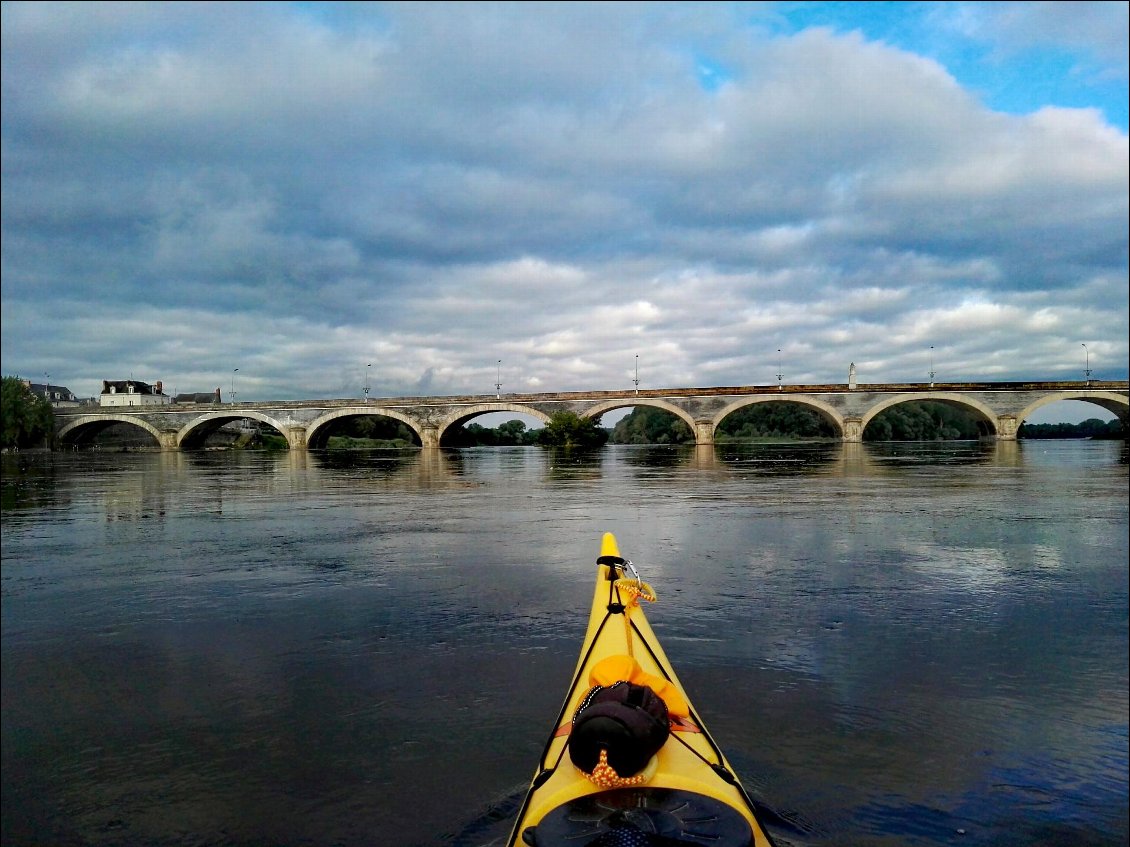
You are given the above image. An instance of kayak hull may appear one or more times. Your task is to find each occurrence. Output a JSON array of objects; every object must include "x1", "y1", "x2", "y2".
[{"x1": 506, "y1": 533, "x2": 776, "y2": 847}]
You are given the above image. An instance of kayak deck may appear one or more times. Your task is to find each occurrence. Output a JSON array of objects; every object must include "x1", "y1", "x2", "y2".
[{"x1": 507, "y1": 533, "x2": 777, "y2": 847}]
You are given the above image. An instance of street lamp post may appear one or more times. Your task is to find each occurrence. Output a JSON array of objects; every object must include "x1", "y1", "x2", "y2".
[
  {"x1": 776, "y1": 349, "x2": 783, "y2": 391},
  {"x1": 495, "y1": 360, "x2": 502, "y2": 399},
  {"x1": 633, "y1": 354, "x2": 639, "y2": 395},
  {"x1": 364, "y1": 363, "x2": 371, "y2": 402},
  {"x1": 231, "y1": 368, "x2": 238, "y2": 404},
  {"x1": 929, "y1": 346, "x2": 935, "y2": 387},
  {"x1": 1082, "y1": 343, "x2": 1091, "y2": 384},
  {"x1": 43, "y1": 372, "x2": 52, "y2": 449}
]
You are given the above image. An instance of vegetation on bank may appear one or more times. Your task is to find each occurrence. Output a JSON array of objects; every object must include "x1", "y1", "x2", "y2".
[
  {"x1": 863, "y1": 401, "x2": 983, "y2": 441},
  {"x1": 609, "y1": 406, "x2": 694, "y2": 443},
  {"x1": 443, "y1": 419, "x2": 540, "y2": 447},
  {"x1": 715, "y1": 403, "x2": 836, "y2": 441},
  {"x1": 333, "y1": 416, "x2": 419, "y2": 446},
  {"x1": 1018, "y1": 419, "x2": 1124, "y2": 439},
  {"x1": 536, "y1": 412, "x2": 610, "y2": 448},
  {"x1": 610, "y1": 402, "x2": 1124, "y2": 443},
  {"x1": 606, "y1": 402, "x2": 987, "y2": 443},
  {"x1": 1, "y1": 376, "x2": 54, "y2": 450}
]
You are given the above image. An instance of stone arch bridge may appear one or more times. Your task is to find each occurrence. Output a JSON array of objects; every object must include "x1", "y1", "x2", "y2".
[{"x1": 53, "y1": 380, "x2": 1129, "y2": 452}]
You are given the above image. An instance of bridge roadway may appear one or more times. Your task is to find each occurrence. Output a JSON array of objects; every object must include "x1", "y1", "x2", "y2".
[{"x1": 53, "y1": 380, "x2": 1130, "y2": 451}]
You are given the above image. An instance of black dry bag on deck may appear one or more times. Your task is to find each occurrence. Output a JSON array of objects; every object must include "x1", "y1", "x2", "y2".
[{"x1": 569, "y1": 681, "x2": 670, "y2": 777}]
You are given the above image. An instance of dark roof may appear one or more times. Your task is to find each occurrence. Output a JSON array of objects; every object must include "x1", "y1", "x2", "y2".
[
  {"x1": 174, "y1": 392, "x2": 222, "y2": 403},
  {"x1": 26, "y1": 382, "x2": 78, "y2": 401}
]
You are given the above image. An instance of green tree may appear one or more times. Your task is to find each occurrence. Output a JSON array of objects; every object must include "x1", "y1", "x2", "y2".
[
  {"x1": 1019, "y1": 418, "x2": 1124, "y2": 439},
  {"x1": 443, "y1": 421, "x2": 494, "y2": 447},
  {"x1": 496, "y1": 419, "x2": 528, "y2": 445},
  {"x1": 716, "y1": 403, "x2": 835, "y2": 440},
  {"x1": 333, "y1": 415, "x2": 418, "y2": 445},
  {"x1": 608, "y1": 407, "x2": 694, "y2": 444},
  {"x1": 466, "y1": 422, "x2": 498, "y2": 445},
  {"x1": 538, "y1": 411, "x2": 609, "y2": 448},
  {"x1": 444, "y1": 419, "x2": 542, "y2": 446},
  {"x1": 1, "y1": 377, "x2": 55, "y2": 450},
  {"x1": 864, "y1": 401, "x2": 982, "y2": 441}
]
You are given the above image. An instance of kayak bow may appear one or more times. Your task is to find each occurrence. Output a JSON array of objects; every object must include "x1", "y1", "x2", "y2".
[{"x1": 507, "y1": 532, "x2": 777, "y2": 847}]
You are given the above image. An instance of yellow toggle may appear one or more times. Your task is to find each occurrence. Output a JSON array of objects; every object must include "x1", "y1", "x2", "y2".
[{"x1": 614, "y1": 578, "x2": 657, "y2": 604}]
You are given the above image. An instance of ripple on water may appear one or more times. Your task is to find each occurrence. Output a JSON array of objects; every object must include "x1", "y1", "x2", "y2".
[{"x1": 1, "y1": 444, "x2": 1126, "y2": 847}]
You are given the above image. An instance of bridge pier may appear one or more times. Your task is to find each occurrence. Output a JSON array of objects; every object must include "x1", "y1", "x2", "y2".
[
  {"x1": 693, "y1": 420, "x2": 715, "y2": 446},
  {"x1": 996, "y1": 415, "x2": 1018, "y2": 441},
  {"x1": 285, "y1": 426, "x2": 308, "y2": 450},
  {"x1": 157, "y1": 431, "x2": 179, "y2": 452},
  {"x1": 420, "y1": 426, "x2": 440, "y2": 449},
  {"x1": 843, "y1": 418, "x2": 863, "y2": 443}
]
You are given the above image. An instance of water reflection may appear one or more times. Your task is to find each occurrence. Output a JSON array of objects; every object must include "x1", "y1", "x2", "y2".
[
  {"x1": 307, "y1": 448, "x2": 419, "y2": 474},
  {"x1": 717, "y1": 442, "x2": 843, "y2": 476},
  {"x1": 1, "y1": 454, "x2": 70, "y2": 512},
  {"x1": 4, "y1": 441, "x2": 1124, "y2": 522},
  {"x1": 543, "y1": 447, "x2": 603, "y2": 482},
  {"x1": 861, "y1": 440, "x2": 1001, "y2": 467},
  {"x1": 0, "y1": 442, "x2": 1126, "y2": 847},
  {"x1": 618, "y1": 444, "x2": 689, "y2": 468}
]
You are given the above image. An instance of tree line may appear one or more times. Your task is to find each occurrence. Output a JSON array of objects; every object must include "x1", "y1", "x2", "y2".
[
  {"x1": 602, "y1": 402, "x2": 986, "y2": 443},
  {"x1": 446, "y1": 413, "x2": 609, "y2": 448},
  {"x1": 1, "y1": 377, "x2": 54, "y2": 450},
  {"x1": 336, "y1": 412, "x2": 610, "y2": 448},
  {"x1": 603, "y1": 403, "x2": 1124, "y2": 443},
  {"x1": 1017, "y1": 419, "x2": 1124, "y2": 439}
]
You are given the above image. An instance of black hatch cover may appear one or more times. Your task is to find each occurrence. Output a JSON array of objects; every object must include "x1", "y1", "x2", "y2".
[{"x1": 524, "y1": 787, "x2": 753, "y2": 846}]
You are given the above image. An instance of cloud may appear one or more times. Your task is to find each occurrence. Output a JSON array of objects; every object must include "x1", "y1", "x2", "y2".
[
  {"x1": 947, "y1": 1, "x2": 1129, "y2": 71},
  {"x1": 1, "y1": 2, "x2": 1126, "y2": 402}
]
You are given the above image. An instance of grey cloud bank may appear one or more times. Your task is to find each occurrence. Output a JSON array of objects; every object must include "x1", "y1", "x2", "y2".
[{"x1": 2, "y1": 2, "x2": 1126, "y2": 408}]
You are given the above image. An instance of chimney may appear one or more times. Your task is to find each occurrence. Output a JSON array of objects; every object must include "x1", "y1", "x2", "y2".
[{"x1": 156, "y1": 380, "x2": 163, "y2": 394}]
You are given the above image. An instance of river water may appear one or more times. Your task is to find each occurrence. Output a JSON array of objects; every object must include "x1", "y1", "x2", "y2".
[{"x1": 1, "y1": 441, "x2": 1127, "y2": 847}]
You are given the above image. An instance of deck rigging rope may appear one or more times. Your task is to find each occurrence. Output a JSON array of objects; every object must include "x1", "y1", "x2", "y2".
[{"x1": 612, "y1": 559, "x2": 656, "y2": 657}]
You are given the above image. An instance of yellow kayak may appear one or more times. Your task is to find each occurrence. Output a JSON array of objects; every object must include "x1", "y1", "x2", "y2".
[{"x1": 507, "y1": 532, "x2": 778, "y2": 847}]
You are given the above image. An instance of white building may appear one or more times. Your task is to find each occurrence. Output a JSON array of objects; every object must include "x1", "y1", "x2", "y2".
[{"x1": 100, "y1": 380, "x2": 171, "y2": 407}]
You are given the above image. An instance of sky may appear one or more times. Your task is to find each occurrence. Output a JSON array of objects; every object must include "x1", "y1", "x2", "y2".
[{"x1": 2, "y1": 1, "x2": 1127, "y2": 426}]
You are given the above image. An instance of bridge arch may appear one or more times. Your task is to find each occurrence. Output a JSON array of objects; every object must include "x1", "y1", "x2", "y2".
[
  {"x1": 710, "y1": 396, "x2": 846, "y2": 440},
  {"x1": 1015, "y1": 391, "x2": 1129, "y2": 428},
  {"x1": 178, "y1": 410, "x2": 293, "y2": 450},
  {"x1": 860, "y1": 392, "x2": 999, "y2": 438},
  {"x1": 582, "y1": 399, "x2": 699, "y2": 437},
  {"x1": 58, "y1": 414, "x2": 166, "y2": 449},
  {"x1": 435, "y1": 403, "x2": 551, "y2": 446},
  {"x1": 305, "y1": 407, "x2": 425, "y2": 449}
]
